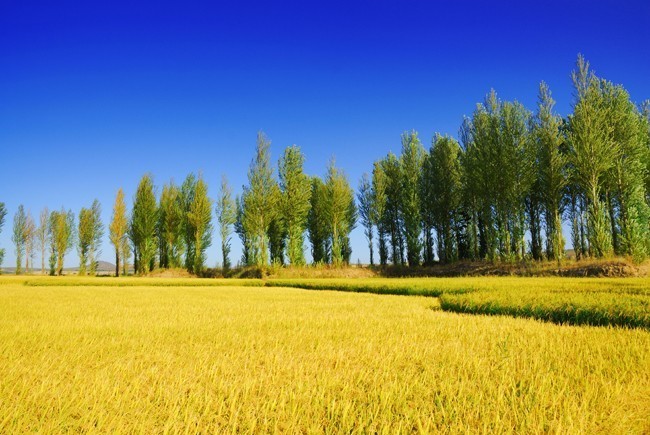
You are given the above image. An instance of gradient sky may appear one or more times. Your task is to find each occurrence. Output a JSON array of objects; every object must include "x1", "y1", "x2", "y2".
[{"x1": 1, "y1": 0, "x2": 649, "y2": 268}]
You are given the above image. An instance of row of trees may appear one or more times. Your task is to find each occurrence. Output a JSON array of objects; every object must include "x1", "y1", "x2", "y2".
[
  {"x1": 357, "y1": 56, "x2": 650, "y2": 265},
  {"x1": 2, "y1": 56, "x2": 648, "y2": 274}
]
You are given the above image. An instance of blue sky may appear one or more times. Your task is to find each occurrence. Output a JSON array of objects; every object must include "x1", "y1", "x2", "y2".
[{"x1": 1, "y1": 0, "x2": 649, "y2": 268}]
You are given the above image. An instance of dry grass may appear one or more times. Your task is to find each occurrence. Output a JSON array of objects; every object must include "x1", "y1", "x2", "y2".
[{"x1": 0, "y1": 280, "x2": 649, "y2": 432}]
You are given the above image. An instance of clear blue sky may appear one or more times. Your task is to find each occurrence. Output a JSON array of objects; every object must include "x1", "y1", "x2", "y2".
[{"x1": 1, "y1": 0, "x2": 649, "y2": 268}]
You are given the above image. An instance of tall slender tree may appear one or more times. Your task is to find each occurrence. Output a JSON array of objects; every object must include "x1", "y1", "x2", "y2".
[
  {"x1": 109, "y1": 188, "x2": 128, "y2": 277},
  {"x1": 37, "y1": 207, "x2": 49, "y2": 274},
  {"x1": 24, "y1": 212, "x2": 36, "y2": 273},
  {"x1": 400, "y1": 131, "x2": 425, "y2": 266},
  {"x1": 49, "y1": 209, "x2": 75, "y2": 276},
  {"x1": 187, "y1": 174, "x2": 212, "y2": 275},
  {"x1": 180, "y1": 174, "x2": 197, "y2": 270},
  {"x1": 241, "y1": 132, "x2": 280, "y2": 267},
  {"x1": 12, "y1": 205, "x2": 27, "y2": 274},
  {"x1": 0, "y1": 203, "x2": 6, "y2": 271},
  {"x1": 77, "y1": 200, "x2": 103, "y2": 275},
  {"x1": 158, "y1": 181, "x2": 184, "y2": 268},
  {"x1": 567, "y1": 55, "x2": 615, "y2": 257},
  {"x1": 216, "y1": 175, "x2": 236, "y2": 272},
  {"x1": 130, "y1": 174, "x2": 158, "y2": 274},
  {"x1": 534, "y1": 82, "x2": 567, "y2": 261},
  {"x1": 324, "y1": 159, "x2": 357, "y2": 267},
  {"x1": 429, "y1": 134, "x2": 462, "y2": 263},
  {"x1": 278, "y1": 145, "x2": 311, "y2": 266},
  {"x1": 371, "y1": 161, "x2": 388, "y2": 266},
  {"x1": 357, "y1": 173, "x2": 374, "y2": 265},
  {"x1": 307, "y1": 176, "x2": 330, "y2": 264}
]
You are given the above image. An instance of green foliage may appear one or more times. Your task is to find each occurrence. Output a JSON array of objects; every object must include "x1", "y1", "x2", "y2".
[
  {"x1": 109, "y1": 189, "x2": 129, "y2": 276},
  {"x1": 187, "y1": 175, "x2": 212, "y2": 275},
  {"x1": 427, "y1": 134, "x2": 462, "y2": 263},
  {"x1": 324, "y1": 160, "x2": 357, "y2": 267},
  {"x1": 12, "y1": 205, "x2": 27, "y2": 274},
  {"x1": 399, "y1": 131, "x2": 425, "y2": 266},
  {"x1": 130, "y1": 174, "x2": 158, "y2": 274},
  {"x1": 533, "y1": 82, "x2": 567, "y2": 261},
  {"x1": 216, "y1": 176, "x2": 236, "y2": 272},
  {"x1": 180, "y1": 173, "x2": 197, "y2": 271},
  {"x1": 241, "y1": 132, "x2": 280, "y2": 267},
  {"x1": 307, "y1": 177, "x2": 329, "y2": 264},
  {"x1": 77, "y1": 200, "x2": 103, "y2": 276},
  {"x1": 371, "y1": 161, "x2": 388, "y2": 265},
  {"x1": 49, "y1": 209, "x2": 75, "y2": 276},
  {"x1": 158, "y1": 182, "x2": 184, "y2": 269},
  {"x1": 567, "y1": 56, "x2": 616, "y2": 258},
  {"x1": 379, "y1": 153, "x2": 404, "y2": 265},
  {"x1": 278, "y1": 145, "x2": 311, "y2": 266},
  {"x1": 0, "y1": 202, "x2": 6, "y2": 270},
  {"x1": 357, "y1": 173, "x2": 374, "y2": 265}
]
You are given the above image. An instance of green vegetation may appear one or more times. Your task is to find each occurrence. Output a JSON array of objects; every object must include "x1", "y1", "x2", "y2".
[{"x1": 0, "y1": 279, "x2": 648, "y2": 432}]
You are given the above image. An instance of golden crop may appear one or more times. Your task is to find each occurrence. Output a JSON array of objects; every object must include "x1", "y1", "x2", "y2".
[{"x1": 0, "y1": 276, "x2": 648, "y2": 432}]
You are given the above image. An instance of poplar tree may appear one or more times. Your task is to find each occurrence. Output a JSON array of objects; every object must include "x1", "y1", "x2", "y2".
[
  {"x1": 216, "y1": 175, "x2": 236, "y2": 272},
  {"x1": 109, "y1": 188, "x2": 128, "y2": 276},
  {"x1": 49, "y1": 209, "x2": 75, "y2": 276},
  {"x1": 235, "y1": 196, "x2": 250, "y2": 266},
  {"x1": 78, "y1": 200, "x2": 103, "y2": 275},
  {"x1": 130, "y1": 174, "x2": 158, "y2": 274},
  {"x1": 0, "y1": 203, "x2": 6, "y2": 270},
  {"x1": 429, "y1": 134, "x2": 462, "y2": 263},
  {"x1": 37, "y1": 208, "x2": 49, "y2": 274},
  {"x1": 158, "y1": 181, "x2": 184, "y2": 268},
  {"x1": 307, "y1": 176, "x2": 329, "y2": 264},
  {"x1": 534, "y1": 82, "x2": 567, "y2": 261},
  {"x1": 24, "y1": 212, "x2": 36, "y2": 273},
  {"x1": 357, "y1": 173, "x2": 374, "y2": 265},
  {"x1": 278, "y1": 145, "x2": 311, "y2": 265},
  {"x1": 567, "y1": 56, "x2": 615, "y2": 257},
  {"x1": 604, "y1": 82, "x2": 650, "y2": 260},
  {"x1": 180, "y1": 174, "x2": 197, "y2": 270},
  {"x1": 12, "y1": 205, "x2": 27, "y2": 274},
  {"x1": 324, "y1": 159, "x2": 356, "y2": 267},
  {"x1": 380, "y1": 153, "x2": 404, "y2": 265},
  {"x1": 241, "y1": 132, "x2": 279, "y2": 267},
  {"x1": 187, "y1": 175, "x2": 212, "y2": 274},
  {"x1": 400, "y1": 131, "x2": 425, "y2": 266},
  {"x1": 371, "y1": 161, "x2": 388, "y2": 265}
]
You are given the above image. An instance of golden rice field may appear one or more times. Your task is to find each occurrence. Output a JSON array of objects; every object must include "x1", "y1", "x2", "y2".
[{"x1": 0, "y1": 275, "x2": 649, "y2": 433}]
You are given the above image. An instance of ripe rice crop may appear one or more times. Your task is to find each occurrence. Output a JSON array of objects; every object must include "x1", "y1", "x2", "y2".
[{"x1": 0, "y1": 279, "x2": 649, "y2": 432}]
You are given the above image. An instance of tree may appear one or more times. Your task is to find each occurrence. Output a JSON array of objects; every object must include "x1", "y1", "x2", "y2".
[
  {"x1": 428, "y1": 134, "x2": 462, "y2": 263},
  {"x1": 0, "y1": 203, "x2": 6, "y2": 270},
  {"x1": 278, "y1": 145, "x2": 311, "y2": 266},
  {"x1": 324, "y1": 159, "x2": 357, "y2": 267},
  {"x1": 241, "y1": 132, "x2": 280, "y2": 267},
  {"x1": 357, "y1": 173, "x2": 374, "y2": 265},
  {"x1": 216, "y1": 175, "x2": 236, "y2": 272},
  {"x1": 12, "y1": 205, "x2": 27, "y2": 274},
  {"x1": 235, "y1": 195, "x2": 250, "y2": 266},
  {"x1": 187, "y1": 174, "x2": 212, "y2": 275},
  {"x1": 78, "y1": 200, "x2": 103, "y2": 275},
  {"x1": 379, "y1": 153, "x2": 404, "y2": 265},
  {"x1": 24, "y1": 212, "x2": 36, "y2": 273},
  {"x1": 567, "y1": 55, "x2": 616, "y2": 257},
  {"x1": 49, "y1": 209, "x2": 75, "y2": 276},
  {"x1": 36, "y1": 208, "x2": 49, "y2": 274},
  {"x1": 371, "y1": 161, "x2": 389, "y2": 265},
  {"x1": 307, "y1": 176, "x2": 329, "y2": 264},
  {"x1": 180, "y1": 174, "x2": 197, "y2": 271},
  {"x1": 130, "y1": 174, "x2": 158, "y2": 274},
  {"x1": 533, "y1": 82, "x2": 567, "y2": 262},
  {"x1": 158, "y1": 181, "x2": 184, "y2": 268},
  {"x1": 109, "y1": 189, "x2": 128, "y2": 277},
  {"x1": 400, "y1": 131, "x2": 425, "y2": 266}
]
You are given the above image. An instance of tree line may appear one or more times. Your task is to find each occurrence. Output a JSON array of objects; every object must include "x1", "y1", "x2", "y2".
[
  {"x1": 1, "y1": 56, "x2": 649, "y2": 275},
  {"x1": 357, "y1": 56, "x2": 650, "y2": 265}
]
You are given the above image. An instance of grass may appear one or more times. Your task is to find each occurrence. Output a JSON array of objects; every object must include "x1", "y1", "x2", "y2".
[{"x1": 0, "y1": 281, "x2": 648, "y2": 433}]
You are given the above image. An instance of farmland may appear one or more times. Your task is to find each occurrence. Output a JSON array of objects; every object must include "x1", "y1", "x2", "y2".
[{"x1": 0, "y1": 276, "x2": 649, "y2": 433}]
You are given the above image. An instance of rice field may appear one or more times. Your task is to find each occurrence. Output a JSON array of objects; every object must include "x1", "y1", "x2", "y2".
[{"x1": 0, "y1": 276, "x2": 649, "y2": 432}]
